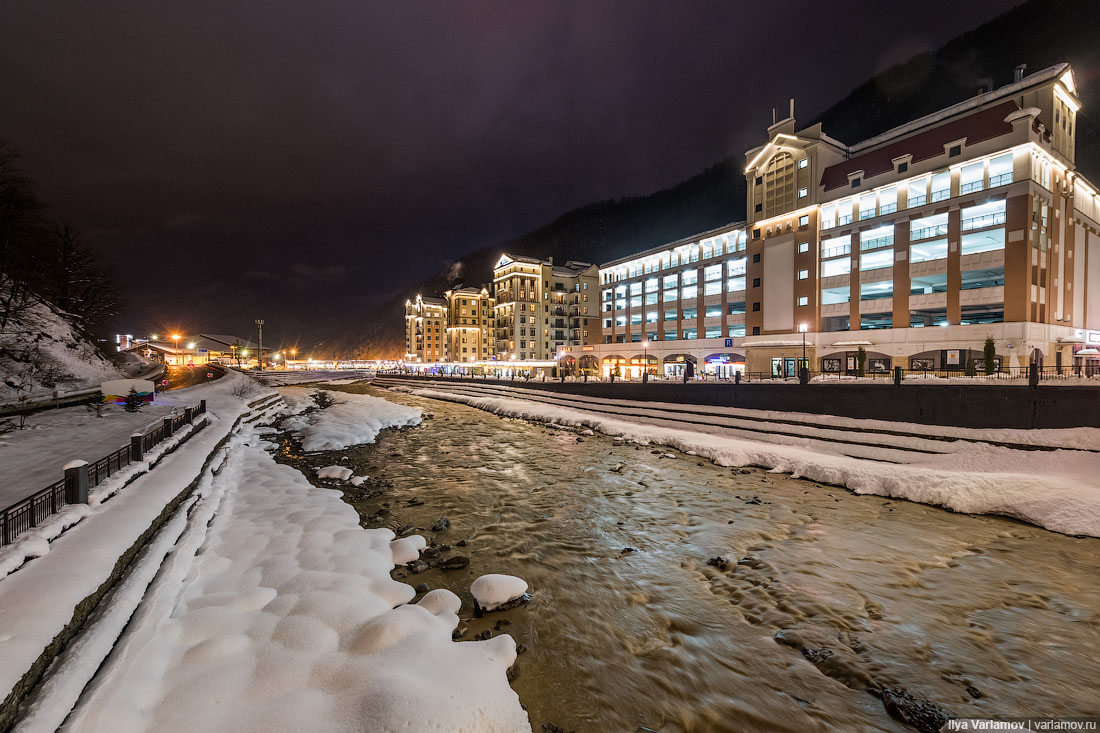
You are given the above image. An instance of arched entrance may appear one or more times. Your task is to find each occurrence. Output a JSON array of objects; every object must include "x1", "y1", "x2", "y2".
[
  {"x1": 627, "y1": 354, "x2": 658, "y2": 379},
  {"x1": 703, "y1": 353, "x2": 745, "y2": 379},
  {"x1": 557, "y1": 354, "x2": 577, "y2": 376},
  {"x1": 601, "y1": 355, "x2": 627, "y2": 379},
  {"x1": 578, "y1": 354, "x2": 599, "y2": 375},
  {"x1": 662, "y1": 353, "x2": 697, "y2": 378}
]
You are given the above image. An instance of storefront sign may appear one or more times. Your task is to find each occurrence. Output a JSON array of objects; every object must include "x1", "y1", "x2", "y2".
[
  {"x1": 1074, "y1": 329, "x2": 1100, "y2": 345},
  {"x1": 946, "y1": 349, "x2": 961, "y2": 365}
]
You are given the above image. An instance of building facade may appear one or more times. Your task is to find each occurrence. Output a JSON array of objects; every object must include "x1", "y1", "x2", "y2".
[
  {"x1": 492, "y1": 254, "x2": 601, "y2": 364},
  {"x1": 404, "y1": 294, "x2": 448, "y2": 363},
  {"x1": 444, "y1": 286, "x2": 496, "y2": 363},
  {"x1": 591, "y1": 63, "x2": 1100, "y2": 377}
]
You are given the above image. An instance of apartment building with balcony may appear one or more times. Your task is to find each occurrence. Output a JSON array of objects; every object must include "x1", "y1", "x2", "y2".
[
  {"x1": 492, "y1": 254, "x2": 601, "y2": 364},
  {"x1": 590, "y1": 63, "x2": 1100, "y2": 377},
  {"x1": 444, "y1": 286, "x2": 496, "y2": 363},
  {"x1": 404, "y1": 294, "x2": 448, "y2": 363}
]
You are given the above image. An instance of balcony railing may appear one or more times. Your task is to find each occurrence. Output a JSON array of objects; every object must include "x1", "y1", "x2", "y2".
[
  {"x1": 989, "y1": 172, "x2": 1013, "y2": 188},
  {"x1": 838, "y1": 214, "x2": 853, "y2": 226},
  {"x1": 930, "y1": 188, "x2": 950, "y2": 202},
  {"x1": 961, "y1": 211, "x2": 1007, "y2": 231},
  {"x1": 911, "y1": 223, "x2": 949, "y2": 240},
  {"x1": 860, "y1": 236, "x2": 894, "y2": 251},
  {"x1": 908, "y1": 194, "x2": 926, "y2": 208},
  {"x1": 960, "y1": 180, "x2": 984, "y2": 195},
  {"x1": 821, "y1": 244, "x2": 851, "y2": 259}
]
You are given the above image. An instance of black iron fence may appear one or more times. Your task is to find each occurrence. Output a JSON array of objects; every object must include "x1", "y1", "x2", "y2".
[{"x1": 0, "y1": 400, "x2": 207, "y2": 547}]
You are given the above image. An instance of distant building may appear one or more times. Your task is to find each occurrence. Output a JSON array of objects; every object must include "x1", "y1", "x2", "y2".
[
  {"x1": 492, "y1": 254, "x2": 600, "y2": 363},
  {"x1": 124, "y1": 334, "x2": 266, "y2": 367},
  {"x1": 404, "y1": 294, "x2": 448, "y2": 363},
  {"x1": 444, "y1": 286, "x2": 496, "y2": 363}
]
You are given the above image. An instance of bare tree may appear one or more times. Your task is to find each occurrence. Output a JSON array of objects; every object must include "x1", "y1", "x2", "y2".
[{"x1": 0, "y1": 140, "x2": 50, "y2": 329}]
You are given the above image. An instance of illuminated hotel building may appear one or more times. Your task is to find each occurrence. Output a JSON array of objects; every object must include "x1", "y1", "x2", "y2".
[
  {"x1": 492, "y1": 254, "x2": 600, "y2": 363},
  {"x1": 593, "y1": 63, "x2": 1100, "y2": 377},
  {"x1": 404, "y1": 294, "x2": 447, "y2": 363},
  {"x1": 444, "y1": 286, "x2": 496, "y2": 363}
]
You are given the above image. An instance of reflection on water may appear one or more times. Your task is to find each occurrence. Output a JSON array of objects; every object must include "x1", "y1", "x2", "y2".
[{"x1": 281, "y1": 385, "x2": 1100, "y2": 732}]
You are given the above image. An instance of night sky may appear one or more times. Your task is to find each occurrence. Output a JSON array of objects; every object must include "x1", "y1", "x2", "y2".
[{"x1": 0, "y1": 1, "x2": 1021, "y2": 345}]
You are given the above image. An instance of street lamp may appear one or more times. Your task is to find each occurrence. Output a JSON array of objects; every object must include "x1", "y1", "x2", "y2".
[
  {"x1": 798, "y1": 323, "x2": 809, "y2": 377},
  {"x1": 172, "y1": 334, "x2": 180, "y2": 366},
  {"x1": 642, "y1": 339, "x2": 648, "y2": 381}
]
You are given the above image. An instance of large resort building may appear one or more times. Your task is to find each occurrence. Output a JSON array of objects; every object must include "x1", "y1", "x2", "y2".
[{"x1": 405, "y1": 63, "x2": 1100, "y2": 378}]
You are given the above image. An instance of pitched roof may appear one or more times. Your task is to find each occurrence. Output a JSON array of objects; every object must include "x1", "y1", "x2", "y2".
[{"x1": 820, "y1": 100, "x2": 1019, "y2": 192}]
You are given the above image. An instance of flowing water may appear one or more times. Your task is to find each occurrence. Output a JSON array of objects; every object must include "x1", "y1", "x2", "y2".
[{"x1": 278, "y1": 384, "x2": 1100, "y2": 732}]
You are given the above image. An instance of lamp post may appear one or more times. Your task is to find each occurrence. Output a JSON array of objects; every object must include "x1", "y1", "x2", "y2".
[
  {"x1": 798, "y1": 323, "x2": 809, "y2": 384},
  {"x1": 642, "y1": 339, "x2": 649, "y2": 383},
  {"x1": 172, "y1": 333, "x2": 180, "y2": 366}
]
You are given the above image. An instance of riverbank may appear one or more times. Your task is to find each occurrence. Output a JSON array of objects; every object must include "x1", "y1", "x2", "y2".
[{"x1": 274, "y1": 383, "x2": 1100, "y2": 732}]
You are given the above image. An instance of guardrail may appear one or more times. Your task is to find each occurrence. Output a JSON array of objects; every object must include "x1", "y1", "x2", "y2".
[{"x1": 0, "y1": 399, "x2": 207, "y2": 546}]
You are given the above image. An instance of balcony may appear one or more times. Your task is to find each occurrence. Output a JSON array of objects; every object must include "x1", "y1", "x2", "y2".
[
  {"x1": 908, "y1": 194, "x2": 926, "y2": 208},
  {"x1": 930, "y1": 188, "x2": 950, "y2": 202},
  {"x1": 961, "y1": 211, "x2": 1006, "y2": 231},
  {"x1": 960, "y1": 180, "x2": 984, "y2": 195},
  {"x1": 911, "y1": 223, "x2": 949, "y2": 241},
  {"x1": 989, "y1": 172, "x2": 1013, "y2": 188}
]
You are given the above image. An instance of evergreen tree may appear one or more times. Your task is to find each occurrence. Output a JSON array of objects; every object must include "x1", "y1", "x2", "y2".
[
  {"x1": 123, "y1": 386, "x2": 143, "y2": 413},
  {"x1": 856, "y1": 346, "x2": 866, "y2": 377},
  {"x1": 965, "y1": 356, "x2": 977, "y2": 376},
  {"x1": 983, "y1": 337, "x2": 997, "y2": 374}
]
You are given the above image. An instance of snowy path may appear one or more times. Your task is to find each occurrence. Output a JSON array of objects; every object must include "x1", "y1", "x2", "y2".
[
  {"x1": 378, "y1": 378, "x2": 1100, "y2": 537},
  {"x1": 58, "y1": 421, "x2": 526, "y2": 732},
  {"x1": 0, "y1": 404, "x2": 175, "y2": 508}
]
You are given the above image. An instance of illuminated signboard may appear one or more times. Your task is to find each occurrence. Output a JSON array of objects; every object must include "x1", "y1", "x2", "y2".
[{"x1": 1075, "y1": 329, "x2": 1100, "y2": 345}]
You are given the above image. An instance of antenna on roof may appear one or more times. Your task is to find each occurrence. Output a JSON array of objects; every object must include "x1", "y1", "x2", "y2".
[
  {"x1": 772, "y1": 107, "x2": 777, "y2": 125},
  {"x1": 1014, "y1": 64, "x2": 1027, "y2": 83},
  {"x1": 789, "y1": 98, "x2": 795, "y2": 121}
]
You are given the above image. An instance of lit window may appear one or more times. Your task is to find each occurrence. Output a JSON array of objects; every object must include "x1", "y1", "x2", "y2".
[
  {"x1": 798, "y1": 187, "x2": 808, "y2": 198},
  {"x1": 798, "y1": 242, "x2": 809, "y2": 253},
  {"x1": 798, "y1": 158, "x2": 808, "y2": 169},
  {"x1": 798, "y1": 269, "x2": 809, "y2": 280},
  {"x1": 799, "y1": 215, "x2": 809, "y2": 226},
  {"x1": 798, "y1": 296, "x2": 808, "y2": 306}
]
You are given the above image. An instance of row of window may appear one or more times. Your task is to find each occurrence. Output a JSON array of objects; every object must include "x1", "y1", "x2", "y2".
[
  {"x1": 822, "y1": 153, "x2": 1014, "y2": 228},
  {"x1": 602, "y1": 232, "x2": 749, "y2": 283}
]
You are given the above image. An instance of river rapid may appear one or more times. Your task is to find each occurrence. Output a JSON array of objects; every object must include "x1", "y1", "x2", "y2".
[{"x1": 276, "y1": 384, "x2": 1100, "y2": 733}]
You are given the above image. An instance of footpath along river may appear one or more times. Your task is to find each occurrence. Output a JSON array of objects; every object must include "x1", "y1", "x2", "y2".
[{"x1": 276, "y1": 384, "x2": 1100, "y2": 733}]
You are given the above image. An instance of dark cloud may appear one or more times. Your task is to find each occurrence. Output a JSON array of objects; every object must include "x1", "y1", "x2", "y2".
[{"x1": 0, "y1": 0, "x2": 1021, "y2": 342}]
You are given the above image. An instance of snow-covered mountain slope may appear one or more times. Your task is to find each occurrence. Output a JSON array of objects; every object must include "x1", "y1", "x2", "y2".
[{"x1": 0, "y1": 297, "x2": 122, "y2": 402}]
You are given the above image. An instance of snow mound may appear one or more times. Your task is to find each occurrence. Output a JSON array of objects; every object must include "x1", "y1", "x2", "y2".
[
  {"x1": 390, "y1": 534, "x2": 427, "y2": 565},
  {"x1": 281, "y1": 389, "x2": 421, "y2": 451},
  {"x1": 65, "y1": 432, "x2": 528, "y2": 732},
  {"x1": 316, "y1": 465, "x2": 353, "y2": 480},
  {"x1": 471, "y1": 574, "x2": 529, "y2": 611},
  {"x1": 350, "y1": 475, "x2": 368, "y2": 486}
]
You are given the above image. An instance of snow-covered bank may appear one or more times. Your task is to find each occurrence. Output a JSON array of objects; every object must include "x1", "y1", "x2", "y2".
[
  {"x1": 0, "y1": 371, "x2": 282, "y2": 727},
  {"x1": 280, "y1": 388, "x2": 421, "y2": 451},
  {"x1": 60, "y1": 407, "x2": 527, "y2": 732},
  {"x1": 399, "y1": 386, "x2": 1100, "y2": 538}
]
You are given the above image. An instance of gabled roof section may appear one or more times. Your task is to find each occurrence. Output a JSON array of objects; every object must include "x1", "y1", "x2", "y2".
[{"x1": 820, "y1": 100, "x2": 1019, "y2": 192}]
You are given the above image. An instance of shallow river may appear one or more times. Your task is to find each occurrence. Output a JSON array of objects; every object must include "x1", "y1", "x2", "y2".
[{"x1": 280, "y1": 384, "x2": 1100, "y2": 732}]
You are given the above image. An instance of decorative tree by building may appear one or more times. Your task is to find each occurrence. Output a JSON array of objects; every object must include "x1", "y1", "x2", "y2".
[
  {"x1": 123, "y1": 386, "x2": 143, "y2": 413},
  {"x1": 856, "y1": 346, "x2": 866, "y2": 377},
  {"x1": 983, "y1": 337, "x2": 997, "y2": 375}
]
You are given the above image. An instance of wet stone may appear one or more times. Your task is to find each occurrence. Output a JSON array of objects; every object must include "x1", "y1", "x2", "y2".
[
  {"x1": 441, "y1": 556, "x2": 470, "y2": 570},
  {"x1": 432, "y1": 517, "x2": 451, "y2": 532},
  {"x1": 395, "y1": 525, "x2": 416, "y2": 537},
  {"x1": 707, "y1": 556, "x2": 731, "y2": 571},
  {"x1": 801, "y1": 647, "x2": 833, "y2": 664},
  {"x1": 880, "y1": 687, "x2": 955, "y2": 733},
  {"x1": 456, "y1": 539, "x2": 468, "y2": 547},
  {"x1": 415, "y1": 583, "x2": 430, "y2": 594}
]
